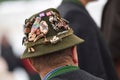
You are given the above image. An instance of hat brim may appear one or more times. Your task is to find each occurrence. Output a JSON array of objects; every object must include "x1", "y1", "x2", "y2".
[{"x1": 21, "y1": 34, "x2": 84, "y2": 59}]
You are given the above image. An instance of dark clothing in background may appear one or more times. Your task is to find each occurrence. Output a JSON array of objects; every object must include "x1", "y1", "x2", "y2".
[
  {"x1": 101, "y1": 0, "x2": 120, "y2": 79},
  {"x1": 1, "y1": 43, "x2": 22, "y2": 71},
  {"x1": 57, "y1": 1, "x2": 118, "y2": 80},
  {"x1": 101, "y1": 0, "x2": 120, "y2": 59},
  {"x1": 51, "y1": 69, "x2": 103, "y2": 80},
  {"x1": 1, "y1": 36, "x2": 40, "y2": 80}
]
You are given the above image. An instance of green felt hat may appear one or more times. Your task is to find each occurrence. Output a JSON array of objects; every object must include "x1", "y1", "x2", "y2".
[{"x1": 21, "y1": 8, "x2": 84, "y2": 59}]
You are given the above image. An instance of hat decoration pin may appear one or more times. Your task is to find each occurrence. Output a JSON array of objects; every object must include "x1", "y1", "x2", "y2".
[{"x1": 21, "y1": 8, "x2": 84, "y2": 59}]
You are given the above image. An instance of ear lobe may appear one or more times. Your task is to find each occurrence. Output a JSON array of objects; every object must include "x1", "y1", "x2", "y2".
[
  {"x1": 27, "y1": 59, "x2": 39, "y2": 73},
  {"x1": 72, "y1": 46, "x2": 78, "y2": 64}
]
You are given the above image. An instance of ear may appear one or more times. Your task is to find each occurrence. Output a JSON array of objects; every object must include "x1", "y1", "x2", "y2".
[
  {"x1": 28, "y1": 59, "x2": 39, "y2": 73},
  {"x1": 71, "y1": 46, "x2": 78, "y2": 65}
]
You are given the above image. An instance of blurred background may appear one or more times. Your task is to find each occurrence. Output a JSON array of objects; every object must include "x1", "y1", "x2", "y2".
[{"x1": 0, "y1": 0, "x2": 107, "y2": 80}]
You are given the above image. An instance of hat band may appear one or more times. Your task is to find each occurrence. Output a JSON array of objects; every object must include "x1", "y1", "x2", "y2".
[{"x1": 25, "y1": 28, "x2": 73, "y2": 48}]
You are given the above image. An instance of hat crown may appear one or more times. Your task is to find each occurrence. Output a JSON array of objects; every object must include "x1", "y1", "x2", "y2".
[
  {"x1": 23, "y1": 8, "x2": 71, "y2": 49},
  {"x1": 21, "y1": 8, "x2": 84, "y2": 59}
]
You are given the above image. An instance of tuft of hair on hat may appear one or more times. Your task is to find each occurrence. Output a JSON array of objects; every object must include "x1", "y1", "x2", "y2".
[{"x1": 21, "y1": 8, "x2": 84, "y2": 59}]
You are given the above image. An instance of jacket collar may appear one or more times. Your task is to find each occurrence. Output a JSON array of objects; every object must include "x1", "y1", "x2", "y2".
[{"x1": 43, "y1": 65, "x2": 79, "y2": 80}]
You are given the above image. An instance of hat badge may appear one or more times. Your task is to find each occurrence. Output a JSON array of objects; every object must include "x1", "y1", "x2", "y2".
[{"x1": 23, "y1": 10, "x2": 70, "y2": 53}]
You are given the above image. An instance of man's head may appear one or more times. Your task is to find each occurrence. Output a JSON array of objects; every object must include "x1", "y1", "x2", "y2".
[
  {"x1": 21, "y1": 8, "x2": 84, "y2": 59},
  {"x1": 29, "y1": 46, "x2": 78, "y2": 72},
  {"x1": 80, "y1": 0, "x2": 97, "y2": 5},
  {"x1": 63, "y1": 0, "x2": 97, "y2": 5},
  {"x1": 21, "y1": 8, "x2": 84, "y2": 77}
]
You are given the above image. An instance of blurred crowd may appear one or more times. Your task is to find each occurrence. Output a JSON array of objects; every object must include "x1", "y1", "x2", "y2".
[
  {"x1": 0, "y1": 34, "x2": 39, "y2": 80},
  {"x1": 0, "y1": 0, "x2": 120, "y2": 80}
]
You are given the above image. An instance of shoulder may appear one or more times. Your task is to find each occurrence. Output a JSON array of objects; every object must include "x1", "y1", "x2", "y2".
[
  {"x1": 57, "y1": 2, "x2": 86, "y2": 17},
  {"x1": 57, "y1": 2, "x2": 91, "y2": 23},
  {"x1": 50, "y1": 69, "x2": 104, "y2": 80},
  {"x1": 58, "y1": 2, "x2": 81, "y2": 10},
  {"x1": 78, "y1": 69, "x2": 104, "y2": 80}
]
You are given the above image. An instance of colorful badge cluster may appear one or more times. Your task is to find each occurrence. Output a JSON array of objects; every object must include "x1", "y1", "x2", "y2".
[{"x1": 23, "y1": 10, "x2": 70, "y2": 53}]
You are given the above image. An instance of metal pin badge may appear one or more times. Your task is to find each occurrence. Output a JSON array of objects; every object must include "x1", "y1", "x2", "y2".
[
  {"x1": 46, "y1": 11, "x2": 52, "y2": 16},
  {"x1": 40, "y1": 21, "x2": 48, "y2": 35},
  {"x1": 39, "y1": 13, "x2": 45, "y2": 17},
  {"x1": 50, "y1": 36, "x2": 60, "y2": 44}
]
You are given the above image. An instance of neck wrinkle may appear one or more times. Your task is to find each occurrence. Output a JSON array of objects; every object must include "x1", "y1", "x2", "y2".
[
  {"x1": 39, "y1": 62, "x2": 77, "y2": 80},
  {"x1": 80, "y1": 0, "x2": 88, "y2": 6}
]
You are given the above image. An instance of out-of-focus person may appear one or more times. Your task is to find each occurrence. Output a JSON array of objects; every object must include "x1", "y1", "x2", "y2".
[
  {"x1": 1, "y1": 34, "x2": 30, "y2": 80},
  {"x1": 101, "y1": 0, "x2": 120, "y2": 79},
  {"x1": 0, "y1": 57, "x2": 14, "y2": 80},
  {"x1": 57, "y1": 0, "x2": 118, "y2": 80},
  {"x1": 1, "y1": 34, "x2": 22, "y2": 71},
  {"x1": 21, "y1": 8, "x2": 103, "y2": 80}
]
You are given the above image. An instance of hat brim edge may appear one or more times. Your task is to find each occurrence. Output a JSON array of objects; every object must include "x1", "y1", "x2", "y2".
[{"x1": 21, "y1": 34, "x2": 84, "y2": 59}]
